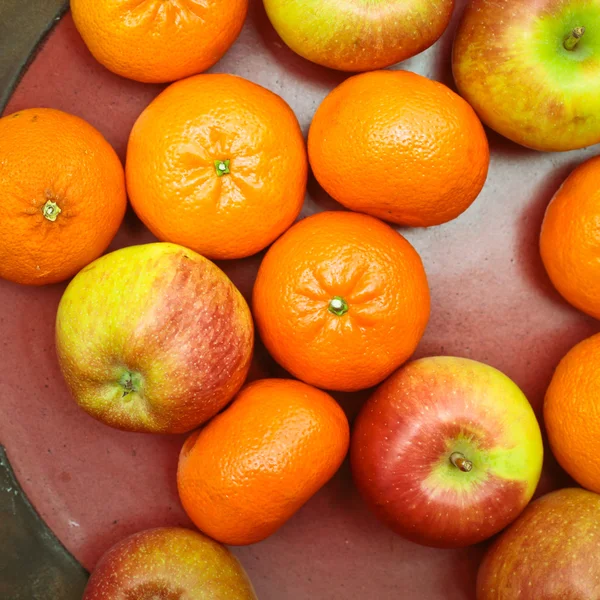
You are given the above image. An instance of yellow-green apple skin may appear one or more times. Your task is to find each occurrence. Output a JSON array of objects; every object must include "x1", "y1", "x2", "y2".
[
  {"x1": 351, "y1": 357, "x2": 544, "y2": 548},
  {"x1": 263, "y1": 0, "x2": 455, "y2": 72},
  {"x1": 477, "y1": 488, "x2": 600, "y2": 599},
  {"x1": 453, "y1": 0, "x2": 600, "y2": 152},
  {"x1": 55, "y1": 243, "x2": 254, "y2": 434},
  {"x1": 82, "y1": 528, "x2": 258, "y2": 600}
]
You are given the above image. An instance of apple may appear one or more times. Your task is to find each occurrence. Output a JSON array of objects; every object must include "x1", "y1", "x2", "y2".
[
  {"x1": 351, "y1": 356, "x2": 544, "y2": 548},
  {"x1": 83, "y1": 527, "x2": 257, "y2": 599},
  {"x1": 56, "y1": 242, "x2": 254, "y2": 434},
  {"x1": 477, "y1": 488, "x2": 600, "y2": 599},
  {"x1": 263, "y1": 0, "x2": 455, "y2": 72},
  {"x1": 453, "y1": 0, "x2": 600, "y2": 151}
]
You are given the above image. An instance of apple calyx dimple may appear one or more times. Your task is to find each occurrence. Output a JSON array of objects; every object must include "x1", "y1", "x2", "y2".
[
  {"x1": 450, "y1": 451, "x2": 473, "y2": 473},
  {"x1": 328, "y1": 296, "x2": 349, "y2": 317},
  {"x1": 564, "y1": 26, "x2": 586, "y2": 51},
  {"x1": 119, "y1": 370, "x2": 143, "y2": 400}
]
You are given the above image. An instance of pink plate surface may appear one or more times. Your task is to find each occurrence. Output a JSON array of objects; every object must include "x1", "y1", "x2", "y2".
[{"x1": 1, "y1": 2, "x2": 598, "y2": 598}]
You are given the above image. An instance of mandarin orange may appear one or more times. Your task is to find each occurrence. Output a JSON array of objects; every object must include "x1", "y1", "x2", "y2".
[
  {"x1": 541, "y1": 156, "x2": 600, "y2": 319},
  {"x1": 308, "y1": 70, "x2": 489, "y2": 227},
  {"x1": 177, "y1": 378, "x2": 349, "y2": 545},
  {"x1": 127, "y1": 74, "x2": 307, "y2": 260},
  {"x1": 71, "y1": 0, "x2": 248, "y2": 83},
  {"x1": 0, "y1": 108, "x2": 126, "y2": 286},
  {"x1": 252, "y1": 211, "x2": 430, "y2": 391},
  {"x1": 545, "y1": 333, "x2": 600, "y2": 494}
]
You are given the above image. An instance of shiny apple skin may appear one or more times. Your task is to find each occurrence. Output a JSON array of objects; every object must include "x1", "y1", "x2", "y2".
[
  {"x1": 453, "y1": 0, "x2": 600, "y2": 151},
  {"x1": 264, "y1": 0, "x2": 455, "y2": 71},
  {"x1": 351, "y1": 357, "x2": 543, "y2": 548},
  {"x1": 56, "y1": 243, "x2": 254, "y2": 434},
  {"x1": 82, "y1": 527, "x2": 257, "y2": 600},
  {"x1": 477, "y1": 488, "x2": 600, "y2": 600}
]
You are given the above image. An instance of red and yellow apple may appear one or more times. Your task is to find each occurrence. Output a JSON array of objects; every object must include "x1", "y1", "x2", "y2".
[
  {"x1": 453, "y1": 0, "x2": 600, "y2": 151},
  {"x1": 56, "y1": 242, "x2": 254, "y2": 434},
  {"x1": 351, "y1": 357, "x2": 544, "y2": 548},
  {"x1": 263, "y1": 0, "x2": 455, "y2": 72},
  {"x1": 477, "y1": 488, "x2": 600, "y2": 599},
  {"x1": 83, "y1": 527, "x2": 257, "y2": 599}
]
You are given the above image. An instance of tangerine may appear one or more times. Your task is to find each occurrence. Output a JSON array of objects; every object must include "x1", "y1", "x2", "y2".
[
  {"x1": 0, "y1": 108, "x2": 126, "y2": 286},
  {"x1": 127, "y1": 74, "x2": 307, "y2": 260},
  {"x1": 541, "y1": 156, "x2": 600, "y2": 319},
  {"x1": 177, "y1": 379, "x2": 350, "y2": 545},
  {"x1": 545, "y1": 333, "x2": 600, "y2": 494},
  {"x1": 71, "y1": 0, "x2": 248, "y2": 83},
  {"x1": 252, "y1": 211, "x2": 430, "y2": 391},
  {"x1": 308, "y1": 70, "x2": 489, "y2": 227}
]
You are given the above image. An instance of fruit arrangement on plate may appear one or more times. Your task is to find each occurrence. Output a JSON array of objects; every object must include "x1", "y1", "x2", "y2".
[{"x1": 1, "y1": 0, "x2": 600, "y2": 598}]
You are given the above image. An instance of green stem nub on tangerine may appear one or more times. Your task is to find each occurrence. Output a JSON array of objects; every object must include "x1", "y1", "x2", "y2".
[
  {"x1": 42, "y1": 199, "x2": 61, "y2": 222},
  {"x1": 214, "y1": 159, "x2": 231, "y2": 176},
  {"x1": 328, "y1": 296, "x2": 349, "y2": 317},
  {"x1": 564, "y1": 26, "x2": 585, "y2": 51}
]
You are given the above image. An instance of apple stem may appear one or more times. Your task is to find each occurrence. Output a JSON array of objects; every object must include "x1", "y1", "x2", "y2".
[
  {"x1": 564, "y1": 27, "x2": 585, "y2": 51},
  {"x1": 450, "y1": 452, "x2": 473, "y2": 473}
]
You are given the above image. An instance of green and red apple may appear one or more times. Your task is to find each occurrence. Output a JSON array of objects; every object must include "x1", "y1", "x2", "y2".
[
  {"x1": 56, "y1": 243, "x2": 254, "y2": 434},
  {"x1": 478, "y1": 488, "x2": 600, "y2": 599},
  {"x1": 263, "y1": 0, "x2": 455, "y2": 72},
  {"x1": 83, "y1": 527, "x2": 257, "y2": 599},
  {"x1": 351, "y1": 357, "x2": 543, "y2": 548},
  {"x1": 453, "y1": 0, "x2": 600, "y2": 151}
]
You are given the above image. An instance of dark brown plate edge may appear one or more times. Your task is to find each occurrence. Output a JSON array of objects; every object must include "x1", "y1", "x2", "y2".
[{"x1": 0, "y1": 1, "x2": 89, "y2": 597}]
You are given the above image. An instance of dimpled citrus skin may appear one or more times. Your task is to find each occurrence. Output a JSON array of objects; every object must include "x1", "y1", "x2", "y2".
[
  {"x1": 126, "y1": 74, "x2": 307, "y2": 260},
  {"x1": 71, "y1": 0, "x2": 248, "y2": 83},
  {"x1": 477, "y1": 489, "x2": 600, "y2": 600},
  {"x1": 541, "y1": 156, "x2": 600, "y2": 319},
  {"x1": 177, "y1": 379, "x2": 350, "y2": 545},
  {"x1": 252, "y1": 211, "x2": 430, "y2": 392},
  {"x1": 544, "y1": 333, "x2": 600, "y2": 493},
  {"x1": 308, "y1": 70, "x2": 489, "y2": 227},
  {"x1": 83, "y1": 527, "x2": 257, "y2": 599},
  {"x1": 253, "y1": 212, "x2": 430, "y2": 391},
  {"x1": 0, "y1": 108, "x2": 126, "y2": 286}
]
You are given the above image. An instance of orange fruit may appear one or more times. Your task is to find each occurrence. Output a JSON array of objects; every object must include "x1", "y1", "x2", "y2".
[
  {"x1": 308, "y1": 70, "x2": 490, "y2": 227},
  {"x1": 177, "y1": 378, "x2": 350, "y2": 545},
  {"x1": 252, "y1": 211, "x2": 430, "y2": 392},
  {"x1": 0, "y1": 108, "x2": 126, "y2": 286},
  {"x1": 545, "y1": 333, "x2": 600, "y2": 493},
  {"x1": 126, "y1": 74, "x2": 307, "y2": 260},
  {"x1": 540, "y1": 156, "x2": 600, "y2": 319},
  {"x1": 71, "y1": 0, "x2": 248, "y2": 83}
]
